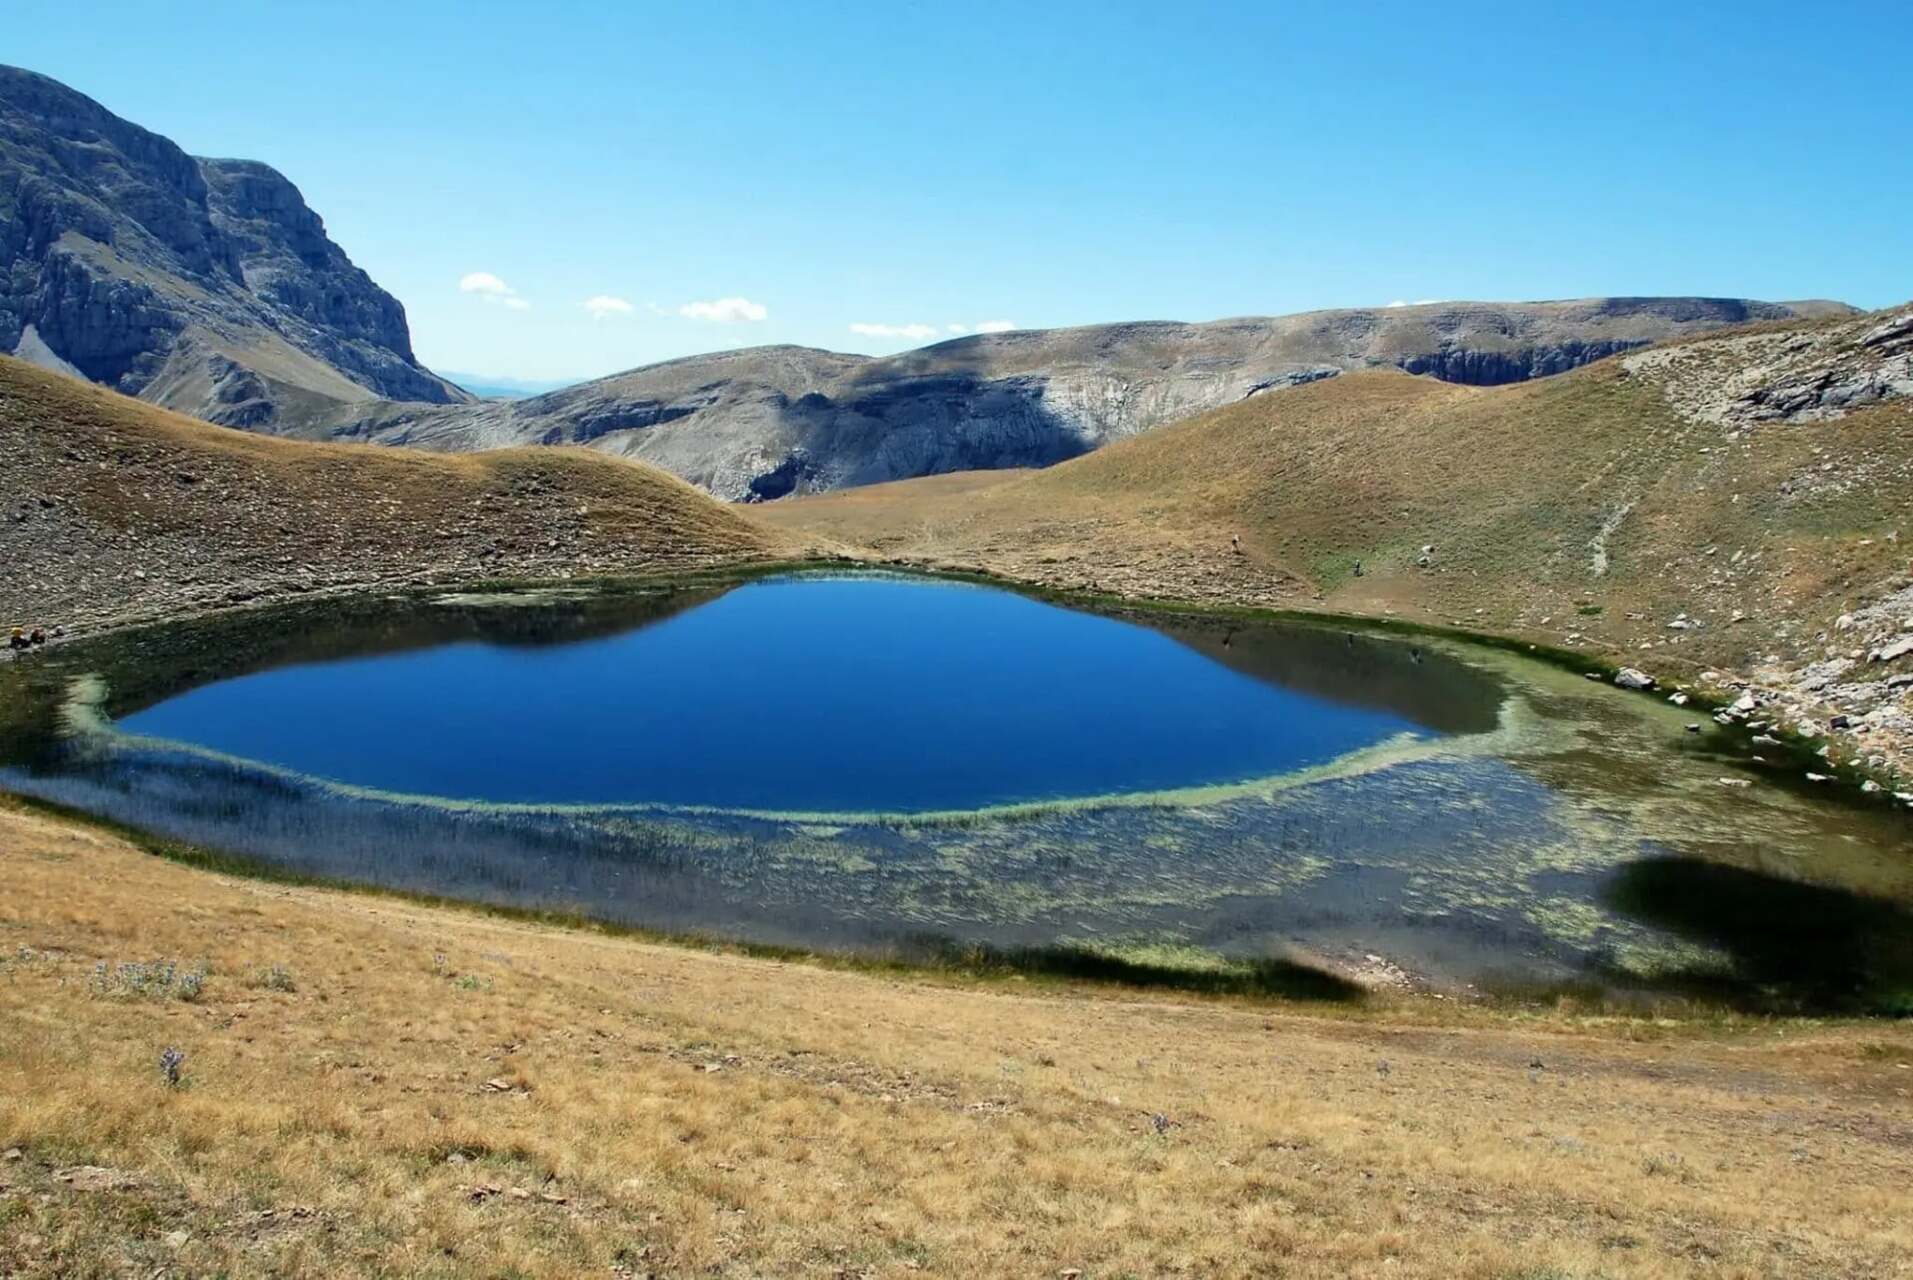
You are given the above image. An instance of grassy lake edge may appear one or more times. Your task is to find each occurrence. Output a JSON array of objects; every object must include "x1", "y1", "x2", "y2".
[{"x1": 5, "y1": 563, "x2": 1907, "y2": 1019}]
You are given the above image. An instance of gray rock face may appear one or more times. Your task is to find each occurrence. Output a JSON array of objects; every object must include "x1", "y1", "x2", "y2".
[
  {"x1": 348, "y1": 299, "x2": 1850, "y2": 500},
  {"x1": 1624, "y1": 305, "x2": 1913, "y2": 428},
  {"x1": 0, "y1": 65, "x2": 466, "y2": 425}
]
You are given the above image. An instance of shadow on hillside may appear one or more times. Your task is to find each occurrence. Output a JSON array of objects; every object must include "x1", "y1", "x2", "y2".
[{"x1": 761, "y1": 371, "x2": 1093, "y2": 497}]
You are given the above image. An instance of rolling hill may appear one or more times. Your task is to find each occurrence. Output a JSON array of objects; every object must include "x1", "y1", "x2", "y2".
[{"x1": 0, "y1": 354, "x2": 789, "y2": 633}]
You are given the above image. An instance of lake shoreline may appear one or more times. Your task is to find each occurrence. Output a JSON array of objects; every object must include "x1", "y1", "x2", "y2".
[
  {"x1": 9, "y1": 555, "x2": 1902, "y2": 805},
  {"x1": 7, "y1": 569, "x2": 1909, "y2": 1017}
]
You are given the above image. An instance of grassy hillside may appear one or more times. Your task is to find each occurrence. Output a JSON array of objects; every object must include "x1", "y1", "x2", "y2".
[
  {"x1": 3, "y1": 799, "x2": 1910, "y2": 1278},
  {"x1": 0, "y1": 355, "x2": 794, "y2": 633},
  {"x1": 5, "y1": 314, "x2": 1912, "y2": 1276},
  {"x1": 759, "y1": 310, "x2": 1913, "y2": 776}
]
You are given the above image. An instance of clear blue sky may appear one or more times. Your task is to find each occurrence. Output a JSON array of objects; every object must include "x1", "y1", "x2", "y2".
[{"x1": 8, "y1": 0, "x2": 1908, "y2": 381}]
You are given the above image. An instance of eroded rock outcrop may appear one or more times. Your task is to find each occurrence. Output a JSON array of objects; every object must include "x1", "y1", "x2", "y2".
[{"x1": 1624, "y1": 306, "x2": 1913, "y2": 427}]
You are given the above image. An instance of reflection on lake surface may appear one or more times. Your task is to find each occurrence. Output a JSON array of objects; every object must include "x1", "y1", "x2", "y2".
[{"x1": 3, "y1": 571, "x2": 1909, "y2": 1011}]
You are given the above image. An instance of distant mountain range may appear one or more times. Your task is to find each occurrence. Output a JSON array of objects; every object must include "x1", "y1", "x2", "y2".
[
  {"x1": 338, "y1": 299, "x2": 1857, "y2": 499},
  {"x1": 0, "y1": 65, "x2": 1857, "y2": 499}
]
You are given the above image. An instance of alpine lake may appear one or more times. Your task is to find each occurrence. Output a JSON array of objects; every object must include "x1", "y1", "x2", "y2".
[{"x1": 4, "y1": 570, "x2": 1909, "y2": 1012}]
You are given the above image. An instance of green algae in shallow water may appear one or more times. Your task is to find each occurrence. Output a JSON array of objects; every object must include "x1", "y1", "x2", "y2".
[{"x1": 3, "y1": 572, "x2": 1910, "y2": 1011}]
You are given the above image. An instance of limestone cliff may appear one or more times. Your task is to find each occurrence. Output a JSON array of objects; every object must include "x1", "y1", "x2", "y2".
[{"x1": 0, "y1": 65, "x2": 467, "y2": 428}]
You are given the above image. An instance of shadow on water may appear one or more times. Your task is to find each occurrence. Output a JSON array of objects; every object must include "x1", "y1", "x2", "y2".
[
  {"x1": 99, "y1": 583, "x2": 725, "y2": 719},
  {"x1": 1602, "y1": 856, "x2": 1913, "y2": 1015},
  {"x1": 0, "y1": 582, "x2": 725, "y2": 763},
  {"x1": 899, "y1": 939, "x2": 1366, "y2": 1003},
  {"x1": 1165, "y1": 618, "x2": 1506, "y2": 735}
]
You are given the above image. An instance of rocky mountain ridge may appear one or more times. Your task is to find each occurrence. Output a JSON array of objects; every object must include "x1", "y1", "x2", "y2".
[
  {"x1": 340, "y1": 297, "x2": 1854, "y2": 500},
  {"x1": 0, "y1": 65, "x2": 1862, "y2": 502},
  {"x1": 0, "y1": 65, "x2": 466, "y2": 430}
]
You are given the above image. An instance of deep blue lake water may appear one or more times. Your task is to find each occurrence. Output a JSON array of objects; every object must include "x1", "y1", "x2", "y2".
[
  {"x1": 11, "y1": 571, "x2": 1910, "y2": 1007},
  {"x1": 116, "y1": 575, "x2": 1438, "y2": 812}
]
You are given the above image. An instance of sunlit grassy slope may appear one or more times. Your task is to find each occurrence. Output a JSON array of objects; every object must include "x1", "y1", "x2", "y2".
[
  {"x1": 0, "y1": 354, "x2": 794, "y2": 631},
  {"x1": 6, "y1": 317, "x2": 1913, "y2": 1276},
  {"x1": 3, "y1": 801, "x2": 1910, "y2": 1278}
]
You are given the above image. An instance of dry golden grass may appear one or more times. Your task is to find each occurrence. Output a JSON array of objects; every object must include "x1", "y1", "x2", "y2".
[
  {"x1": 8, "y1": 328, "x2": 1913, "y2": 1275},
  {"x1": 0, "y1": 355, "x2": 798, "y2": 632},
  {"x1": 4, "y1": 801, "x2": 1911, "y2": 1278}
]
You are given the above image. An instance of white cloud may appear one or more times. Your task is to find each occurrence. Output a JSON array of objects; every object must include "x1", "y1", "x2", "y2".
[
  {"x1": 679, "y1": 296, "x2": 768, "y2": 323},
  {"x1": 947, "y1": 324, "x2": 969, "y2": 334},
  {"x1": 583, "y1": 295, "x2": 634, "y2": 320},
  {"x1": 849, "y1": 322, "x2": 940, "y2": 341},
  {"x1": 1385, "y1": 299, "x2": 1441, "y2": 308},
  {"x1": 459, "y1": 271, "x2": 512, "y2": 296},
  {"x1": 459, "y1": 272, "x2": 529, "y2": 310},
  {"x1": 972, "y1": 319, "x2": 1015, "y2": 333}
]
